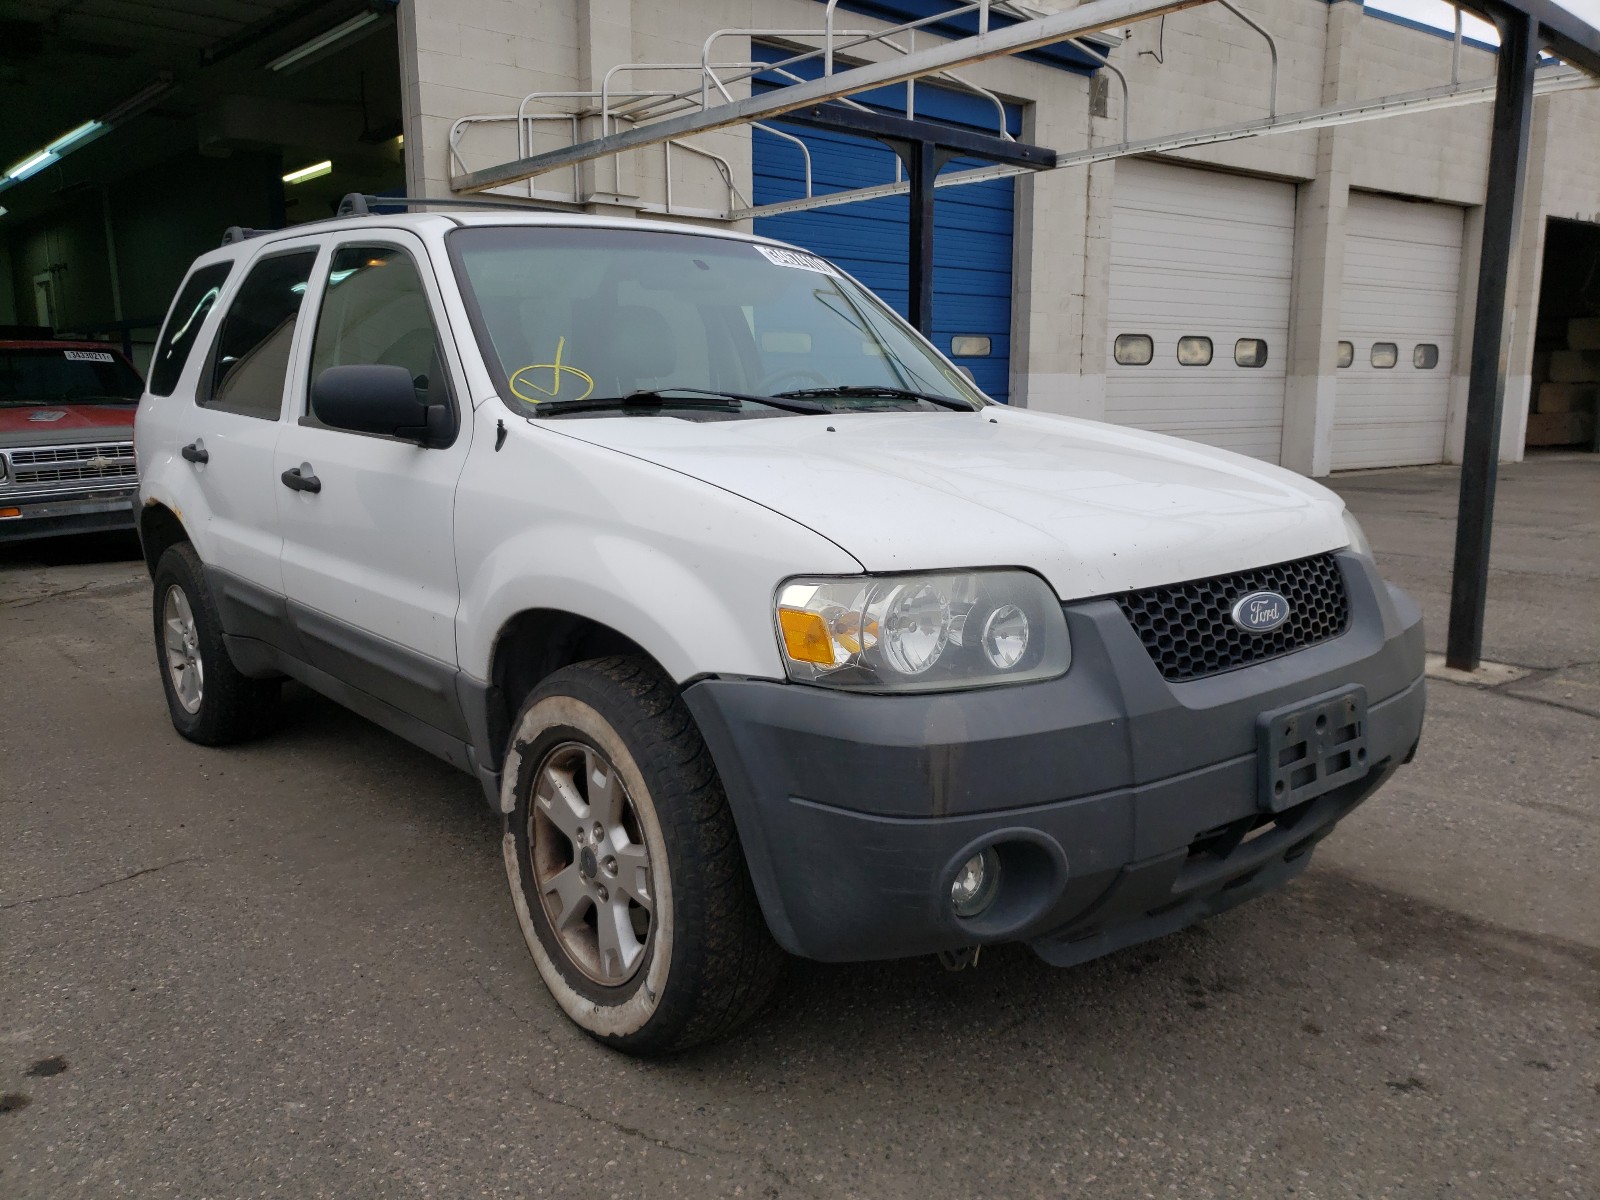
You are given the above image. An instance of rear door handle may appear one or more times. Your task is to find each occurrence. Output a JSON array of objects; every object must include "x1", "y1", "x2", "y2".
[
  {"x1": 281, "y1": 464, "x2": 321, "y2": 494},
  {"x1": 181, "y1": 442, "x2": 208, "y2": 464}
]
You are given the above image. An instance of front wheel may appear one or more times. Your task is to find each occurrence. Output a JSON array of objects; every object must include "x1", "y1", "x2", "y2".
[
  {"x1": 152, "y1": 542, "x2": 279, "y2": 745},
  {"x1": 502, "y1": 657, "x2": 781, "y2": 1055}
]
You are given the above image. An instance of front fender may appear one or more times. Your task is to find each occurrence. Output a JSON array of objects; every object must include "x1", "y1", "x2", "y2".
[{"x1": 454, "y1": 415, "x2": 862, "y2": 683}]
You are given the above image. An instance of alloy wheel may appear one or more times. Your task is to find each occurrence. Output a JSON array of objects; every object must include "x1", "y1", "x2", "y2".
[
  {"x1": 528, "y1": 741, "x2": 655, "y2": 986},
  {"x1": 162, "y1": 584, "x2": 204, "y2": 714}
]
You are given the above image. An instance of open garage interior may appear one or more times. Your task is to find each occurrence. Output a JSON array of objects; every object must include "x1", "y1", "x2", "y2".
[
  {"x1": 1526, "y1": 216, "x2": 1600, "y2": 452},
  {"x1": 0, "y1": 1, "x2": 403, "y2": 371}
]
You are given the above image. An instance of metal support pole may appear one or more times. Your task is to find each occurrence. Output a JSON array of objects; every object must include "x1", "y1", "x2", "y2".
[
  {"x1": 907, "y1": 140, "x2": 937, "y2": 335},
  {"x1": 1445, "y1": 7, "x2": 1539, "y2": 671}
]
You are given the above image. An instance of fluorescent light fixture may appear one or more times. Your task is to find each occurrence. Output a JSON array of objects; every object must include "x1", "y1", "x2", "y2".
[
  {"x1": 265, "y1": 12, "x2": 381, "y2": 72},
  {"x1": 45, "y1": 121, "x2": 104, "y2": 155},
  {"x1": 282, "y1": 160, "x2": 333, "y2": 184},
  {"x1": 3, "y1": 118, "x2": 111, "y2": 184},
  {"x1": 0, "y1": 83, "x2": 159, "y2": 196},
  {"x1": 6, "y1": 150, "x2": 59, "y2": 182}
]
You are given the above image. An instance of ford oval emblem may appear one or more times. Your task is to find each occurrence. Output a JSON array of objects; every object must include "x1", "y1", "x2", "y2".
[{"x1": 1230, "y1": 590, "x2": 1291, "y2": 634}]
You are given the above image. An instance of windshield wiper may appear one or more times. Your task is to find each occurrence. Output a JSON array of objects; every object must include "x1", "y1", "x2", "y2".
[
  {"x1": 527, "y1": 387, "x2": 829, "y2": 417},
  {"x1": 774, "y1": 385, "x2": 980, "y2": 412},
  {"x1": 529, "y1": 391, "x2": 741, "y2": 417}
]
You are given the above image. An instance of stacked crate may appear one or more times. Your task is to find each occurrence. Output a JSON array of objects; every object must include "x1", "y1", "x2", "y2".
[{"x1": 1528, "y1": 318, "x2": 1600, "y2": 448}]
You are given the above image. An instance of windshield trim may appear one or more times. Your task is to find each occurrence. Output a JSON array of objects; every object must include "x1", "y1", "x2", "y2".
[
  {"x1": 0, "y1": 396, "x2": 139, "y2": 408},
  {"x1": 443, "y1": 225, "x2": 990, "y2": 421}
]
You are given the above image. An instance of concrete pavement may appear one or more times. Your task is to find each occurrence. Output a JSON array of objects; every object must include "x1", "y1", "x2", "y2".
[{"x1": 0, "y1": 454, "x2": 1595, "y2": 1199}]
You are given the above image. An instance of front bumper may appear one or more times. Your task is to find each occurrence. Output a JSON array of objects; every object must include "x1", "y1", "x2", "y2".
[
  {"x1": 683, "y1": 551, "x2": 1425, "y2": 964},
  {"x1": 0, "y1": 489, "x2": 138, "y2": 543}
]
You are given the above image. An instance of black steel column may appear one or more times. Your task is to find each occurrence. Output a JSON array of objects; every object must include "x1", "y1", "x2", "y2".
[
  {"x1": 1445, "y1": 7, "x2": 1539, "y2": 671},
  {"x1": 906, "y1": 140, "x2": 938, "y2": 335}
]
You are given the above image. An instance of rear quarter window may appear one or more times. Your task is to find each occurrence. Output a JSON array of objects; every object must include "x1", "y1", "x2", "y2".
[{"x1": 149, "y1": 262, "x2": 234, "y2": 397}]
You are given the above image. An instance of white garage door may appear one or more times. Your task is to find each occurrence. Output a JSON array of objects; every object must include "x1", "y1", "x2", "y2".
[
  {"x1": 1332, "y1": 193, "x2": 1464, "y2": 469},
  {"x1": 1106, "y1": 159, "x2": 1296, "y2": 463}
]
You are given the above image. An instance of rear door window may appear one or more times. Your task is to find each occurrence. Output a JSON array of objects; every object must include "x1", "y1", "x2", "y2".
[
  {"x1": 203, "y1": 249, "x2": 319, "y2": 420},
  {"x1": 149, "y1": 262, "x2": 232, "y2": 396}
]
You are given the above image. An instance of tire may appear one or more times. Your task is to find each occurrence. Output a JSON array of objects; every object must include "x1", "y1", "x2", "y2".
[
  {"x1": 502, "y1": 656, "x2": 782, "y2": 1055},
  {"x1": 152, "y1": 542, "x2": 279, "y2": 746}
]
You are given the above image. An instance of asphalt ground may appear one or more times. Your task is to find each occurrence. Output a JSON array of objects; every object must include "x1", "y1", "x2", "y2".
[{"x1": 1, "y1": 453, "x2": 1596, "y2": 1199}]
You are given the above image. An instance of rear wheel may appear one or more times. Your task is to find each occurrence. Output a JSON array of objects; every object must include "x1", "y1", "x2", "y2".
[
  {"x1": 502, "y1": 656, "x2": 781, "y2": 1055},
  {"x1": 152, "y1": 542, "x2": 279, "y2": 745}
]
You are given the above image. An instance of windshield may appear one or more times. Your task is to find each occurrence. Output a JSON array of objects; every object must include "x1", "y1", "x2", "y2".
[
  {"x1": 0, "y1": 347, "x2": 143, "y2": 407},
  {"x1": 448, "y1": 226, "x2": 987, "y2": 415}
]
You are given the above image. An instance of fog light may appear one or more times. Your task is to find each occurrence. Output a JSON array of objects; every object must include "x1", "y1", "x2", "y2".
[{"x1": 951, "y1": 848, "x2": 1000, "y2": 918}]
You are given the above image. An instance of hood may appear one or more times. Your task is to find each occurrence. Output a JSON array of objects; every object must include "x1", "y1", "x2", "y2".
[
  {"x1": 542, "y1": 407, "x2": 1351, "y2": 600},
  {"x1": 0, "y1": 403, "x2": 137, "y2": 443}
]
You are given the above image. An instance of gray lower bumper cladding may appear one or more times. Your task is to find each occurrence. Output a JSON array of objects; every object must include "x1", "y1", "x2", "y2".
[{"x1": 684, "y1": 552, "x2": 1426, "y2": 965}]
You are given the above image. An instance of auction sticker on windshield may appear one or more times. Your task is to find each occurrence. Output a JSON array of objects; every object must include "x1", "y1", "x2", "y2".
[{"x1": 754, "y1": 245, "x2": 838, "y2": 276}]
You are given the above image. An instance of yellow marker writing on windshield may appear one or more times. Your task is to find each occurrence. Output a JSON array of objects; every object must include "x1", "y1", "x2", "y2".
[{"x1": 509, "y1": 336, "x2": 595, "y2": 404}]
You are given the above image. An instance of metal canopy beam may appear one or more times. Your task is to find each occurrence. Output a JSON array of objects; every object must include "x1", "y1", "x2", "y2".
[
  {"x1": 773, "y1": 103, "x2": 1056, "y2": 169},
  {"x1": 1446, "y1": 4, "x2": 1541, "y2": 671},
  {"x1": 733, "y1": 64, "x2": 1593, "y2": 219},
  {"x1": 449, "y1": 0, "x2": 1206, "y2": 193},
  {"x1": 1455, "y1": 0, "x2": 1600, "y2": 75}
]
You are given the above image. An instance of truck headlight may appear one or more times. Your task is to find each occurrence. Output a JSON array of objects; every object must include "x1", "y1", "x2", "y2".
[
  {"x1": 1341, "y1": 510, "x2": 1373, "y2": 559},
  {"x1": 774, "y1": 570, "x2": 1072, "y2": 692}
]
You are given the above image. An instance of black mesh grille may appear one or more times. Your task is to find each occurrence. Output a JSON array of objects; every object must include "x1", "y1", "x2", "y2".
[{"x1": 1116, "y1": 552, "x2": 1350, "y2": 682}]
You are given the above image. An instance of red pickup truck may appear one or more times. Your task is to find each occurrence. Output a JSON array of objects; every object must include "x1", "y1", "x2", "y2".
[{"x1": 0, "y1": 333, "x2": 143, "y2": 543}]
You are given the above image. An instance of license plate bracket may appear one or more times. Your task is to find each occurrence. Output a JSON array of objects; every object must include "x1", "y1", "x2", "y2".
[{"x1": 1257, "y1": 687, "x2": 1369, "y2": 813}]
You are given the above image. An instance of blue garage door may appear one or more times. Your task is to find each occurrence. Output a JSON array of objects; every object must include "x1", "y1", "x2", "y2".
[{"x1": 751, "y1": 47, "x2": 1019, "y2": 402}]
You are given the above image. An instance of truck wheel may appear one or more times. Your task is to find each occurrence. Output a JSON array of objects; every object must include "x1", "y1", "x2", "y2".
[
  {"x1": 152, "y1": 542, "x2": 279, "y2": 745},
  {"x1": 502, "y1": 656, "x2": 781, "y2": 1055}
]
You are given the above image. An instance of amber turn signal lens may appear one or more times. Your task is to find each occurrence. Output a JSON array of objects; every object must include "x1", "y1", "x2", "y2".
[
  {"x1": 0, "y1": 507, "x2": 21, "y2": 519},
  {"x1": 778, "y1": 608, "x2": 833, "y2": 665}
]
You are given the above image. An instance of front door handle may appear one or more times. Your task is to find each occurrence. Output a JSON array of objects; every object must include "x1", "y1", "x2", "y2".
[
  {"x1": 180, "y1": 442, "x2": 208, "y2": 465},
  {"x1": 281, "y1": 464, "x2": 321, "y2": 494}
]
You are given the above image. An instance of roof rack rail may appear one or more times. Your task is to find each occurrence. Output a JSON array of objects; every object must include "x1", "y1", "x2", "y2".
[
  {"x1": 336, "y1": 192, "x2": 573, "y2": 217},
  {"x1": 220, "y1": 225, "x2": 273, "y2": 246}
]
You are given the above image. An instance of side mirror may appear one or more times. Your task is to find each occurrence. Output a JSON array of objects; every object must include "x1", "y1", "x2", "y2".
[{"x1": 310, "y1": 364, "x2": 454, "y2": 447}]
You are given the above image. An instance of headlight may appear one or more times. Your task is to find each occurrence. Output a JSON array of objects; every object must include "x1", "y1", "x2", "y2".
[
  {"x1": 774, "y1": 569, "x2": 1072, "y2": 691},
  {"x1": 1341, "y1": 510, "x2": 1373, "y2": 559}
]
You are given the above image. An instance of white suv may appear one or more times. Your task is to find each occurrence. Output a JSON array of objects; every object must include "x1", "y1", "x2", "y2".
[{"x1": 136, "y1": 205, "x2": 1425, "y2": 1054}]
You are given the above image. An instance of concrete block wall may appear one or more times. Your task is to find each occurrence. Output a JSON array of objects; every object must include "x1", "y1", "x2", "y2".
[
  {"x1": 1114, "y1": 0, "x2": 1329, "y2": 180},
  {"x1": 400, "y1": 0, "x2": 580, "y2": 200},
  {"x1": 1344, "y1": 13, "x2": 1494, "y2": 203},
  {"x1": 1012, "y1": 92, "x2": 1113, "y2": 419},
  {"x1": 1536, "y1": 87, "x2": 1600, "y2": 224}
]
